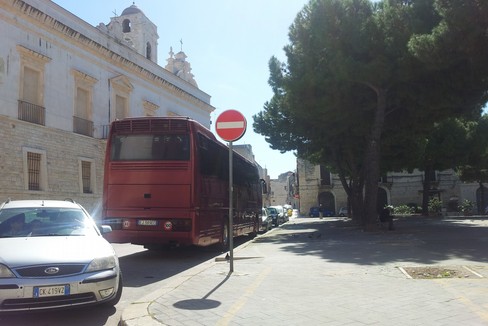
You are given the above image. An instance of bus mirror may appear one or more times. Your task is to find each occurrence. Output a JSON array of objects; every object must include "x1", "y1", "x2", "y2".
[{"x1": 260, "y1": 179, "x2": 267, "y2": 194}]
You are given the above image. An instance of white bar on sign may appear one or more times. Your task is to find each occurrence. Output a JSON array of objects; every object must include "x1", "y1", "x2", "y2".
[{"x1": 217, "y1": 121, "x2": 245, "y2": 129}]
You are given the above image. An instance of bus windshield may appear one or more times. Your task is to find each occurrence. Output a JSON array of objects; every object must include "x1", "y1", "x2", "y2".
[{"x1": 110, "y1": 134, "x2": 190, "y2": 161}]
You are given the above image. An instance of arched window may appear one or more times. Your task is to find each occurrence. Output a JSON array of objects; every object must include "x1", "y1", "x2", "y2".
[
  {"x1": 146, "y1": 42, "x2": 152, "y2": 60},
  {"x1": 122, "y1": 19, "x2": 131, "y2": 33}
]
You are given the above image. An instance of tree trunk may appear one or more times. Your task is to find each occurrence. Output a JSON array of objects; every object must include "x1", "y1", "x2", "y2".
[
  {"x1": 479, "y1": 181, "x2": 485, "y2": 214},
  {"x1": 421, "y1": 166, "x2": 432, "y2": 216},
  {"x1": 338, "y1": 171, "x2": 363, "y2": 223},
  {"x1": 362, "y1": 88, "x2": 387, "y2": 230},
  {"x1": 350, "y1": 184, "x2": 364, "y2": 224}
]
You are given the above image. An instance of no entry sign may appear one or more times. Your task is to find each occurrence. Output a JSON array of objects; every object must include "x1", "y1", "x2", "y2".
[
  {"x1": 215, "y1": 109, "x2": 247, "y2": 142},
  {"x1": 215, "y1": 109, "x2": 247, "y2": 271}
]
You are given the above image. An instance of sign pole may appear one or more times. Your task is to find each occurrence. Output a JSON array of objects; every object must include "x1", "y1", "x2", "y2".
[
  {"x1": 228, "y1": 141, "x2": 234, "y2": 273},
  {"x1": 214, "y1": 109, "x2": 247, "y2": 274}
]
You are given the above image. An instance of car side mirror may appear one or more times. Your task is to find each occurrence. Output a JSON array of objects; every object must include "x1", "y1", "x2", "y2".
[{"x1": 99, "y1": 225, "x2": 112, "y2": 234}]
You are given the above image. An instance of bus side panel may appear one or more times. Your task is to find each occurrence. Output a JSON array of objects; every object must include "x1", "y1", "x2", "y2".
[
  {"x1": 194, "y1": 174, "x2": 228, "y2": 246},
  {"x1": 194, "y1": 208, "x2": 225, "y2": 247},
  {"x1": 106, "y1": 184, "x2": 191, "y2": 208}
]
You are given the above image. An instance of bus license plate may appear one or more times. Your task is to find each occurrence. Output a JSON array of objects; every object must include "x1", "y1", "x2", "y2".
[
  {"x1": 137, "y1": 219, "x2": 158, "y2": 226},
  {"x1": 33, "y1": 285, "x2": 70, "y2": 297}
]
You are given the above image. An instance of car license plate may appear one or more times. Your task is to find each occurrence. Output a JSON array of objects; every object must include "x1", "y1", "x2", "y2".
[
  {"x1": 33, "y1": 285, "x2": 70, "y2": 297},
  {"x1": 137, "y1": 219, "x2": 158, "y2": 226}
]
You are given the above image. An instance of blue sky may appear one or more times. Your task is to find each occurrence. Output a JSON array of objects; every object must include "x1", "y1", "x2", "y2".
[{"x1": 52, "y1": 0, "x2": 309, "y2": 179}]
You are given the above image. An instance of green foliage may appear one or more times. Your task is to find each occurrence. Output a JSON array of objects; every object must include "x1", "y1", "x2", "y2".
[
  {"x1": 458, "y1": 199, "x2": 473, "y2": 213},
  {"x1": 428, "y1": 197, "x2": 442, "y2": 213},
  {"x1": 456, "y1": 115, "x2": 488, "y2": 185},
  {"x1": 392, "y1": 204, "x2": 415, "y2": 215},
  {"x1": 253, "y1": 0, "x2": 488, "y2": 226}
]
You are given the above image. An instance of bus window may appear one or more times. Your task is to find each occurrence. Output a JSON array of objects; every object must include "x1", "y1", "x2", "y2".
[{"x1": 110, "y1": 134, "x2": 189, "y2": 161}]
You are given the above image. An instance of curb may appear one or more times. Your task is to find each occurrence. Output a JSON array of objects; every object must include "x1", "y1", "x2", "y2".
[
  {"x1": 120, "y1": 257, "x2": 217, "y2": 326},
  {"x1": 118, "y1": 233, "x2": 260, "y2": 326}
]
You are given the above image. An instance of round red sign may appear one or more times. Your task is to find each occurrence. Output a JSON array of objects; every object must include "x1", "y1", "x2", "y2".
[{"x1": 215, "y1": 110, "x2": 247, "y2": 142}]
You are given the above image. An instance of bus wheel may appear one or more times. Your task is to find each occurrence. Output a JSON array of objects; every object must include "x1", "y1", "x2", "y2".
[
  {"x1": 248, "y1": 217, "x2": 258, "y2": 238},
  {"x1": 220, "y1": 220, "x2": 230, "y2": 252}
]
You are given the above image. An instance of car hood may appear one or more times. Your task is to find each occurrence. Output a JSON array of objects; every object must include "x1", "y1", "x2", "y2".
[{"x1": 0, "y1": 236, "x2": 115, "y2": 267}]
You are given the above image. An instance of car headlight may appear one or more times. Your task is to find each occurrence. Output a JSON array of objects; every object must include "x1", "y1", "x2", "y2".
[
  {"x1": 0, "y1": 264, "x2": 15, "y2": 278},
  {"x1": 86, "y1": 255, "x2": 117, "y2": 272}
]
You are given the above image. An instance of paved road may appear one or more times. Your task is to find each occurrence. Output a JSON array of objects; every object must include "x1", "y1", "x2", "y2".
[{"x1": 122, "y1": 215, "x2": 488, "y2": 326}]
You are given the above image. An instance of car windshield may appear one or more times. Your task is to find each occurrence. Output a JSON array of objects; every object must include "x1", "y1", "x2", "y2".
[
  {"x1": 0, "y1": 207, "x2": 98, "y2": 238},
  {"x1": 272, "y1": 206, "x2": 283, "y2": 213},
  {"x1": 267, "y1": 208, "x2": 278, "y2": 214}
]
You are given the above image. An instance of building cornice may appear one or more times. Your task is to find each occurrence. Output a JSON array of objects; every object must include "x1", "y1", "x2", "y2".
[{"x1": 4, "y1": 0, "x2": 215, "y2": 114}]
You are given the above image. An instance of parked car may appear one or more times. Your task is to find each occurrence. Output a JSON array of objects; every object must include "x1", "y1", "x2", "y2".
[
  {"x1": 260, "y1": 207, "x2": 272, "y2": 232},
  {"x1": 270, "y1": 205, "x2": 287, "y2": 224},
  {"x1": 267, "y1": 206, "x2": 281, "y2": 227},
  {"x1": 338, "y1": 207, "x2": 348, "y2": 217},
  {"x1": 308, "y1": 206, "x2": 334, "y2": 217},
  {"x1": 0, "y1": 199, "x2": 123, "y2": 312}
]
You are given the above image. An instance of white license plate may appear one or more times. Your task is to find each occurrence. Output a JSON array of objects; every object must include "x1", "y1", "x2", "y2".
[
  {"x1": 33, "y1": 285, "x2": 70, "y2": 297},
  {"x1": 137, "y1": 219, "x2": 158, "y2": 226}
]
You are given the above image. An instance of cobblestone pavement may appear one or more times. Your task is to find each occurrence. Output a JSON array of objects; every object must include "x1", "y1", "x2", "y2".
[{"x1": 121, "y1": 215, "x2": 488, "y2": 326}]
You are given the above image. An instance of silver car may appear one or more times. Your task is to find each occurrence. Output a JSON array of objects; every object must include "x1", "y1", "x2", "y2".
[{"x1": 0, "y1": 199, "x2": 122, "y2": 312}]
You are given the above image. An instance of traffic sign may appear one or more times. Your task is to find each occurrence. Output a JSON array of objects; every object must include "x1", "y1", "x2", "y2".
[{"x1": 215, "y1": 110, "x2": 247, "y2": 142}]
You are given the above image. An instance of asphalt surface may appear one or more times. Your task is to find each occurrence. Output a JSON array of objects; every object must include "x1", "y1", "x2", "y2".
[{"x1": 120, "y1": 215, "x2": 488, "y2": 326}]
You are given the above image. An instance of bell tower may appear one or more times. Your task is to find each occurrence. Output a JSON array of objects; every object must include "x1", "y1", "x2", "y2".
[{"x1": 108, "y1": 3, "x2": 158, "y2": 63}]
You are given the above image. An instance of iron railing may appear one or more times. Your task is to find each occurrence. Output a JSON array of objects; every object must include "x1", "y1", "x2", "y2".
[
  {"x1": 73, "y1": 116, "x2": 93, "y2": 137},
  {"x1": 18, "y1": 100, "x2": 45, "y2": 125}
]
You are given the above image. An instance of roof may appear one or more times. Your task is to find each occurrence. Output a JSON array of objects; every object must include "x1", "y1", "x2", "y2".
[
  {"x1": 1, "y1": 200, "x2": 82, "y2": 210},
  {"x1": 121, "y1": 4, "x2": 144, "y2": 16}
]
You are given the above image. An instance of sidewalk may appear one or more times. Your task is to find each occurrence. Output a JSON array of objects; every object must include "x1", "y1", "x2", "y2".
[{"x1": 120, "y1": 216, "x2": 488, "y2": 326}]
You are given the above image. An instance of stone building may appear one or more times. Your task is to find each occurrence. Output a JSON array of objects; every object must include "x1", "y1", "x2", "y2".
[
  {"x1": 0, "y1": 0, "x2": 214, "y2": 214},
  {"x1": 269, "y1": 171, "x2": 297, "y2": 208},
  {"x1": 297, "y1": 158, "x2": 486, "y2": 217}
]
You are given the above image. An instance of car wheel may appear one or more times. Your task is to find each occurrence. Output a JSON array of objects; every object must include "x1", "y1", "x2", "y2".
[{"x1": 104, "y1": 272, "x2": 123, "y2": 307}]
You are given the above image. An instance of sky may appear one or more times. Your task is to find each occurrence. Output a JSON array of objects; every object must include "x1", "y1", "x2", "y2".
[{"x1": 52, "y1": 0, "x2": 309, "y2": 179}]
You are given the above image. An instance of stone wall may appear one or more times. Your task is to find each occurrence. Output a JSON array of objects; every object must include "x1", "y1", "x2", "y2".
[{"x1": 0, "y1": 115, "x2": 106, "y2": 216}]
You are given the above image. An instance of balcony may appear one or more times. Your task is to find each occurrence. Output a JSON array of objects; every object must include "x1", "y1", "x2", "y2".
[
  {"x1": 73, "y1": 116, "x2": 93, "y2": 137},
  {"x1": 18, "y1": 100, "x2": 45, "y2": 125}
]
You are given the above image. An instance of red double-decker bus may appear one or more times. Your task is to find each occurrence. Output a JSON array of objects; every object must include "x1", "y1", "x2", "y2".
[{"x1": 102, "y1": 117, "x2": 262, "y2": 250}]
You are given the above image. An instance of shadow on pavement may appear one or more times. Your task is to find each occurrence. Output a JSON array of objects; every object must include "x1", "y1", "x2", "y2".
[{"x1": 256, "y1": 216, "x2": 488, "y2": 266}]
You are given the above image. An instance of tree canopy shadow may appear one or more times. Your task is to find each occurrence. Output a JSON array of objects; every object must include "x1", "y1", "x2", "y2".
[{"x1": 256, "y1": 217, "x2": 488, "y2": 266}]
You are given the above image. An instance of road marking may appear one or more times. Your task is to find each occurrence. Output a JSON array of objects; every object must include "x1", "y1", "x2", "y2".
[
  {"x1": 217, "y1": 266, "x2": 272, "y2": 326},
  {"x1": 463, "y1": 265, "x2": 484, "y2": 278},
  {"x1": 398, "y1": 267, "x2": 413, "y2": 279}
]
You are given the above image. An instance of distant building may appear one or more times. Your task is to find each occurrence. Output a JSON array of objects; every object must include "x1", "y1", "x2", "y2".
[
  {"x1": 297, "y1": 158, "x2": 485, "y2": 217},
  {"x1": 269, "y1": 171, "x2": 297, "y2": 208},
  {"x1": 234, "y1": 144, "x2": 271, "y2": 207}
]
